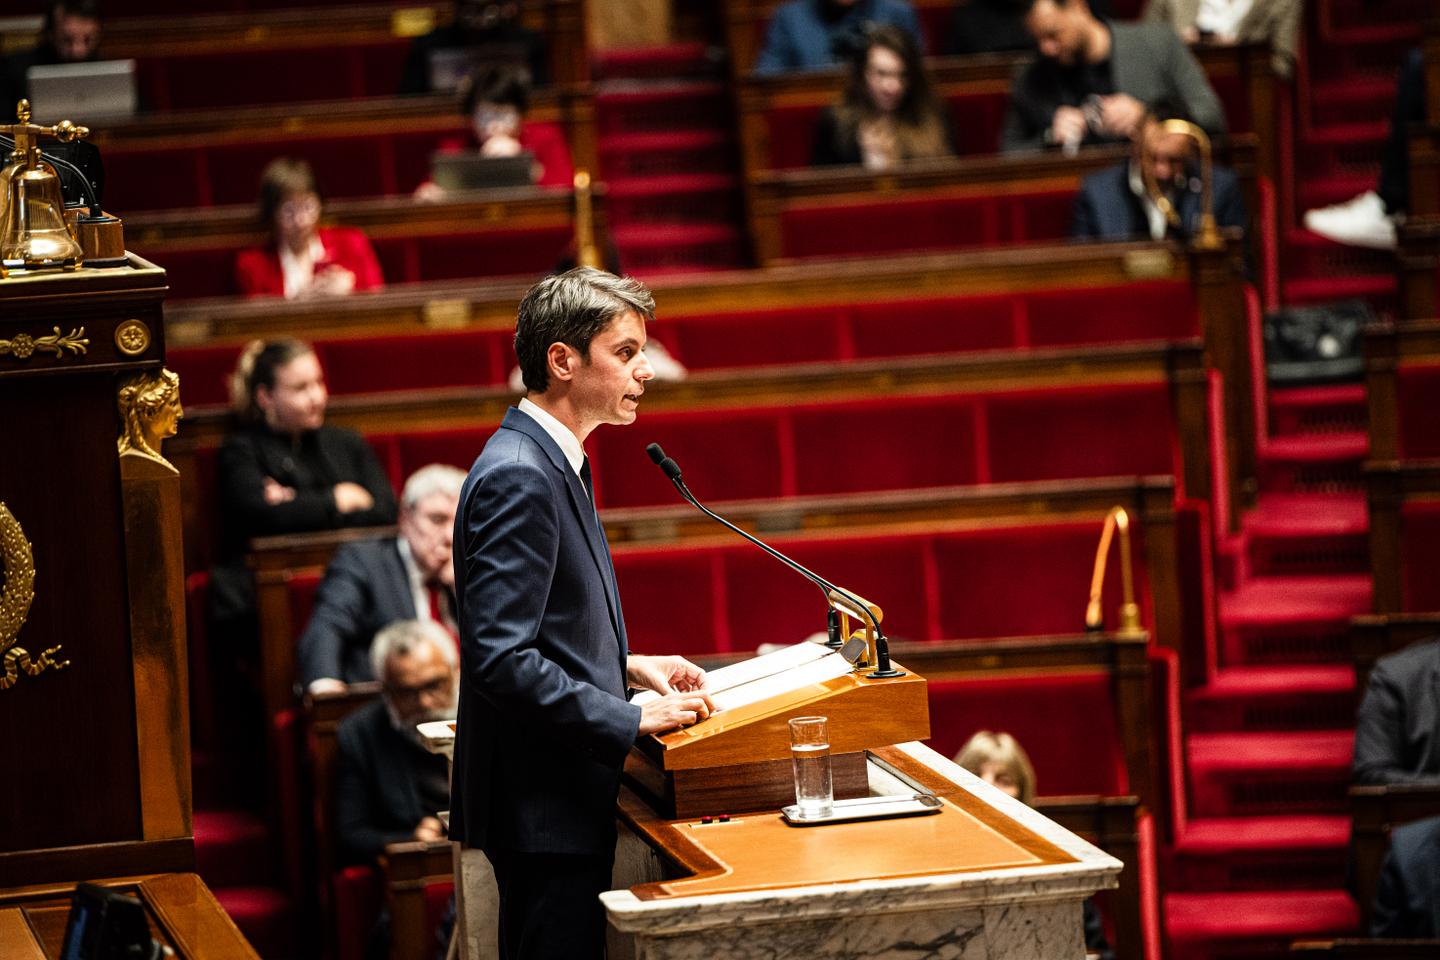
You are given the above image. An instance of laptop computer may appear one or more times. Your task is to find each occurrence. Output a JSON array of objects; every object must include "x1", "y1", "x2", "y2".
[
  {"x1": 430, "y1": 151, "x2": 535, "y2": 192},
  {"x1": 27, "y1": 59, "x2": 137, "y2": 124}
]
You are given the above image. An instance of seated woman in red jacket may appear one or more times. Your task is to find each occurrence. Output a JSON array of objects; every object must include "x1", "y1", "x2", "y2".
[
  {"x1": 415, "y1": 62, "x2": 573, "y2": 200},
  {"x1": 235, "y1": 157, "x2": 384, "y2": 299}
]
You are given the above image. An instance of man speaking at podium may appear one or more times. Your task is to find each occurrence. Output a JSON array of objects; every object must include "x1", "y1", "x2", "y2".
[{"x1": 450, "y1": 267, "x2": 716, "y2": 960}]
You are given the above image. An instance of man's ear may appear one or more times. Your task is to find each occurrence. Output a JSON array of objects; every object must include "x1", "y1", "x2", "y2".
[{"x1": 545, "y1": 341, "x2": 574, "y2": 383}]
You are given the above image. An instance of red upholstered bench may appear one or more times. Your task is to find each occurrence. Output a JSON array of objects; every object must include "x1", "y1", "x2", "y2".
[
  {"x1": 778, "y1": 187, "x2": 1082, "y2": 259},
  {"x1": 925, "y1": 674, "x2": 1128, "y2": 796},
  {"x1": 318, "y1": 331, "x2": 516, "y2": 397},
  {"x1": 1400, "y1": 500, "x2": 1440, "y2": 611},
  {"x1": 613, "y1": 517, "x2": 1154, "y2": 657},
  {"x1": 589, "y1": 383, "x2": 1179, "y2": 510}
]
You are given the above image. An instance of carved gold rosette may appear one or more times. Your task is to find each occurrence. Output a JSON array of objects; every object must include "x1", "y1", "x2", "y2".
[
  {"x1": 0, "y1": 502, "x2": 68, "y2": 690},
  {"x1": 0, "y1": 326, "x2": 89, "y2": 361}
]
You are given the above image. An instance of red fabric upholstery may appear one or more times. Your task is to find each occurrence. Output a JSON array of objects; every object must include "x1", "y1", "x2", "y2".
[
  {"x1": 1396, "y1": 364, "x2": 1440, "y2": 458},
  {"x1": 317, "y1": 330, "x2": 513, "y2": 395},
  {"x1": 985, "y1": 383, "x2": 1176, "y2": 482},
  {"x1": 789, "y1": 394, "x2": 981, "y2": 494},
  {"x1": 943, "y1": 92, "x2": 1009, "y2": 156},
  {"x1": 930, "y1": 520, "x2": 1150, "y2": 639},
  {"x1": 849, "y1": 294, "x2": 1016, "y2": 356},
  {"x1": 1400, "y1": 500, "x2": 1440, "y2": 611},
  {"x1": 1023, "y1": 281, "x2": 1199, "y2": 346},
  {"x1": 390, "y1": 428, "x2": 500, "y2": 483},
  {"x1": 926, "y1": 674, "x2": 1128, "y2": 795},
  {"x1": 170, "y1": 345, "x2": 244, "y2": 407},
  {"x1": 613, "y1": 516, "x2": 1156, "y2": 655},
  {"x1": 590, "y1": 409, "x2": 789, "y2": 507},
  {"x1": 660, "y1": 306, "x2": 851, "y2": 369},
  {"x1": 332, "y1": 865, "x2": 382, "y2": 960},
  {"x1": 137, "y1": 41, "x2": 410, "y2": 111}
]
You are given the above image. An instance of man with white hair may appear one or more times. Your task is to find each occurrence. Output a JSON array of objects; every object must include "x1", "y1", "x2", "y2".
[
  {"x1": 298, "y1": 463, "x2": 466, "y2": 693},
  {"x1": 335, "y1": 619, "x2": 457, "y2": 864}
]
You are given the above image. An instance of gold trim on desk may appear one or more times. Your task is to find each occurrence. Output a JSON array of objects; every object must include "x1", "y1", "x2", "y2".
[{"x1": 0, "y1": 326, "x2": 88, "y2": 361}]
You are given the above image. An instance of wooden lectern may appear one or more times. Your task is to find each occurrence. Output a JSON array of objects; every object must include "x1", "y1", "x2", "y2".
[
  {"x1": 434, "y1": 640, "x2": 1121, "y2": 960},
  {"x1": 0, "y1": 257, "x2": 258, "y2": 957}
]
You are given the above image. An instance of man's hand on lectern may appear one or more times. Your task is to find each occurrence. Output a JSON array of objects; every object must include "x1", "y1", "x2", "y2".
[
  {"x1": 627, "y1": 654, "x2": 707, "y2": 696},
  {"x1": 637, "y1": 689, "x2": 717, "y2": 735}
]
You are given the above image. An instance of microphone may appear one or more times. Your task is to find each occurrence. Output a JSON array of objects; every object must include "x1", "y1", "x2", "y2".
[{"x1": 644, "y1": 443, "x2": 903, "y2": 678}]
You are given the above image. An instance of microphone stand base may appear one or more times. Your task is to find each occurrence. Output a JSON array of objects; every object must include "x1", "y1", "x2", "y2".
[{"x1": 866, "y1": 668, "x2": 906, "y2": 679}]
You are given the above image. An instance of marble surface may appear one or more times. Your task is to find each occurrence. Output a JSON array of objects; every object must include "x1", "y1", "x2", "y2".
[{"x1": 603, "y1": 741, "x2": 1122, "y2": 939}]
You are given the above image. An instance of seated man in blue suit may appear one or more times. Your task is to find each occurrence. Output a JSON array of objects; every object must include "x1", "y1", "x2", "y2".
[
  {"x1": 1071, "y1": 106, "x2": 1247, "y2": 246},
  {"x1": 1371, "y1": 814, "x2": 1440, "y2": 937},
  {"x1": 449, "y1": 267, "x2": 716, "y2": 960},
  {"x1": 754, "y1": 0, "x2": 924, "y2": 75}
]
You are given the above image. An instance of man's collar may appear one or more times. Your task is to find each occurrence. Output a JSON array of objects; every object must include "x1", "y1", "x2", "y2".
[{"x1": 517, "y1": 396, "x2": 585, "y2": 475}]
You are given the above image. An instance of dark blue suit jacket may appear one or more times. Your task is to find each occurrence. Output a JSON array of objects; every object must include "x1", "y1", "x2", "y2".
[
  {"x1": 1372, "y1": 814, "x2": 1440, "y2": 937},
  {"x1": 449, "y1": 407, "x2": 641, "y2": 856},
  {"x1": 1070, "y1": 161, "x2": 1247, "y2": 243},
  {"x1": 296, "y1": 538, "x2": 417, "y2": 687}
]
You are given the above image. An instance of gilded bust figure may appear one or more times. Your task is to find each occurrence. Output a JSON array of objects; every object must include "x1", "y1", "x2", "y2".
[{"x1": 117, "y1": 368, "x2": 183, "y2": 469}]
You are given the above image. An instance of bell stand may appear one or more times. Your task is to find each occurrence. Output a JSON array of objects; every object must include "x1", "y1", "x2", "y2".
[{"x1": 0, "y1": 99, "x2": 91, "y2": 275}]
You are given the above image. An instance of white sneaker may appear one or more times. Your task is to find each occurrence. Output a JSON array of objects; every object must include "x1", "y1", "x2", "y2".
[{"x1": 1303, "y1": 191, "x2": 1397, "y2": 250}]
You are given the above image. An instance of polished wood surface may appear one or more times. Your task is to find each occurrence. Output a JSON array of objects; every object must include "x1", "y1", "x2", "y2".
[
  {"x1": 0, "y1": 874, "x2": 259, "y2": 960},
  {"x1": 1363, "y1": 459, "x2": 1440, "y2": 614},
  {"x1": 0, "y1": 257, "x2": 192, "y2": 883},
  {"x1": 0, "y1": 908, "x2": 48, "y2": 960},
  {"x1": 619, "y1": 744, "x2": 1077, "y2": 903}
]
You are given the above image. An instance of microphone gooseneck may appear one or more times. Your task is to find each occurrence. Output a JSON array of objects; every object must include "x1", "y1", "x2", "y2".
[{"x1": 644, "y1": 444, "x2": 902, "y2": 676}]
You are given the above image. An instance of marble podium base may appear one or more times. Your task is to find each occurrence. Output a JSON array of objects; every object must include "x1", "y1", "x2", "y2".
[{"x1": 603, "y1": 742, "x2": 1122, "y2": 960}]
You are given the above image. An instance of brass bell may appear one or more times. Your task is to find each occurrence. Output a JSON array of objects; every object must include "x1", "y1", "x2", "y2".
[{"x1": 0, "y1": 99, "x2": 89, "y2": 271}]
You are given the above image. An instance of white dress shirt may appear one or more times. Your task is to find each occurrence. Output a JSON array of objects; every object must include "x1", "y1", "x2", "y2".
[{"x1": 518, "y1": 397, "x2": 586, "y2": 479}]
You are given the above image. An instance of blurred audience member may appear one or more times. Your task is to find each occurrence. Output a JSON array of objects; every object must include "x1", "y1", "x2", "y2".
[
  {"x1": 416, "y1": 63, "x2": 573, "y2": 200},
  {"x1": 235, "y1": 158, "x2": 384, "y2": 299},
  {"x1": 1142, "y1": 0, "x2": 1300, "y2": 78},
  {"x1": 812, "y1": 24, "x2": 954, "y2": 168},
  {"x1": 0, "y1": 0, "x2": 102, "y2": 112},
  {"x1": 949, "y1": 0, "x2": 1111, "y2": 56},
  {"x1": 1304, "y1": 49, "x2": 1423, "y2": 251},
  {"x1": 755, "y1": 0, "x2": 924, "y2": 76},
  {"x1": 956, "y1": 731, "x2": 1114, "y2": 960},
  {"x1": 399, "y1": 0, "x2": 548, "y2": 95},
  {"x1": 1071, "y1": 105, "x2": 1245, "y2": 242},
  {"x1": 335, "y1": 619, "x2": 456, "y2": 866},
  {"x1": 1371, "y1": 814, "x2": 1440, "y2": 937},
  {"x1": 1353, "y1": 637, "x2": 1440, "y2": 786},
  {"x1": 299, "y1": 464, "x2": 466, "y2": 695},
  {"x1": 1001, "y1": 0, "x2": 1225, "y2": 154}
]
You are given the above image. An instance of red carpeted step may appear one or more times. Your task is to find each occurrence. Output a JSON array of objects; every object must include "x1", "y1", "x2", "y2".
[
  {"x1": 1170, "y1": 815, "x2": 1351, "y2": 891},
  {"x1": 1257, "y1": 432, "x2": 1368, "y2": 495},
  {"x1": 598, "y1": 130, "x2": 733, "y2": 179},
  {"x1": 1243, "y1": 493, "x2": 1369, "y2": 577},
  {"x1": 1307, "y1": 27, "x2": 1421, "y2": 83},
  {"x1": 594, "y1": 42, "x2": 718, "y2": 82},
  {"x1": 1297, "y1": 122, "x2": 1388, "y2": 181},
  {"x1": 1268, "y1": 385, "x2": 1367, "y2": 437},
  {"x1": 194, "y1": 808, "x2": 275, "y2": 889},
  {"x1": 1186, "y1": 665, "x2": 1357, "y2": 732},
  {"x1": 214, "y1": 885, "x2": 300, "y2": 959},
  {"x1": 594, "y1": 80, "x2": 729, "y2": 137},
  {"x1": 1316, "y1": 0, "x2": 1435, "y2": 37},
  {"x1": 611, "y1": 222, "x2": 745, "y2": 271},
  {"x1": 1282, "y1": 274, "x2": 1395, "y2": 315},
  {"x1": 605, "y1": 173, "x2": 741, "y2": 224},
  {"x1": 1165, "y1": 890, "x2": 1360, "y2": 958},
  {"x1": 1307, "y1": 77, "x2": 1397, "y2": 129},
  {"x1": 1294, "y1": 175, "x2": 1385, "y2": 216},
  {"x1": 1219, "y1": 572, "x2": 1371, "y2": 664},
  {"x1": 1187, "y1": 730, "x2": 1353, "y2": 816}
]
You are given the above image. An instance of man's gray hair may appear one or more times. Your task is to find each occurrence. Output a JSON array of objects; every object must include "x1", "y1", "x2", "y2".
[
  {"x1": 401, "y1": 463, "x2": 466, "y2": 512},
  {"x1": 370, "y1": 618, "x2": 458, "y2": 682},
  {"x1": 514, "y1": 267, "x2": 656, "y2": 394}
]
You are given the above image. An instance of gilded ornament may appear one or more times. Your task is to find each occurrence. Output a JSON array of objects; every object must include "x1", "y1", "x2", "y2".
[
  {"x1": 114, "y1": 319, "x2": 152, "y2": 357},
  {"x1": 117, "y1": 368, "x2": 182, "y2": 471},
  {"x1": 0, "y1": 325, "x2": 89, "y2": 361},
  {"x1": 0, "y1": 502, "x2": 67, "y2": 691}
]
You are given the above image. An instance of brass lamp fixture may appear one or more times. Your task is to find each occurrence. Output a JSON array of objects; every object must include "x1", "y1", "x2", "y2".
[
  {"x1": 1140, "y1": 118, "x2": 1223, "y2": 252},
  {"x1": 1085, "y1": 506, "x2": 1144, "y2": 636},
  {"x1": 0, "y1": 99, "x2": 90, "y2": 272},
  {"x1": 573, "y1": 170, "x2": 601, "y2": 269}
]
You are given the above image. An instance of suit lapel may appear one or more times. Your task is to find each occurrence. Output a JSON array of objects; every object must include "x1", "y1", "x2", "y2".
[{"x1": 501, "y1": 409, "x2": 623, "y2": 640}]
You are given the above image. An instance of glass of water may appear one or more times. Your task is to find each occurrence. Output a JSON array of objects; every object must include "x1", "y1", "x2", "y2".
[{"x1": 789, "y1": 715, "x2": 834, "y2": 819}]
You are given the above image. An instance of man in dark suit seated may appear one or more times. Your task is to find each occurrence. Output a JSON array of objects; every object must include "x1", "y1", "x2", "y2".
[
  {"x1": 1371, "y1": 814, "x2": 1440, "y2": 937},
  {"x1": 1070, "y1": 106, "x2": 1246, "y2": 244},
  {"x1": 1000, "y1": 0, "x2": 1225, "y2": 154},
  {"x1": 0, "y1": 0, "x2": 102, "y2": 113},
  {"x1": 1353, "y1": 638, "x2": 1440, "y2": 786},
  {"x1": 297, "y1": 463, "x2": 466, "y2": 695},
  {"x1": 398, "y1": 0, "x2": 548, "y2": 94},
  {"x1": 335, "y1": 619, "x2": 457, "y2": 865},
  {"x1": 450, "y1": 267, "x2": 716, "y2": 959}
]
